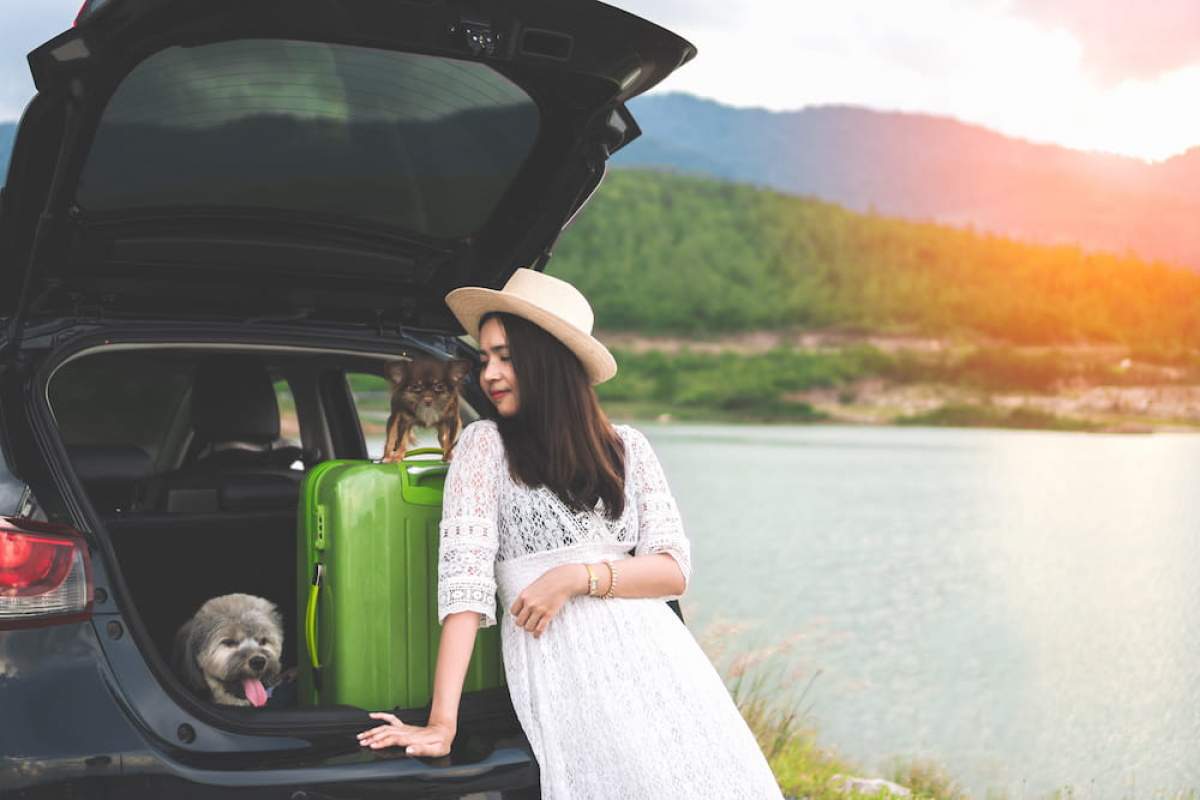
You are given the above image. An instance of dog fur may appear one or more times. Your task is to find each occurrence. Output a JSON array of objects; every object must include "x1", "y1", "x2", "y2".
[
  {"x1": 173, "y1": 593, "x2": 283, "y2": 706},
  {"x1": 381, "y1": 355, "x2": 472, "y2": 462}
]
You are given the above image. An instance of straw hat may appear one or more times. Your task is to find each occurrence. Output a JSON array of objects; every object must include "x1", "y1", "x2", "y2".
[{"x1": 445, "y1": 268, "x2": 617, "y2": 385}]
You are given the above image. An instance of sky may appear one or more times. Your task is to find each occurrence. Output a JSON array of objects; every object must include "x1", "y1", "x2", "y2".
[{"x1": 2, "y1": 0, "x2": 1198, "y2": 162}]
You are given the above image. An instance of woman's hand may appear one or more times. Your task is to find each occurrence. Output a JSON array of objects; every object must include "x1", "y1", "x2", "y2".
[
  {"x1": 509, "y1": 564, "x2": 587, "y2": 638},
  {"x1": 357, "y1": 712, "x2": 455, "y2": 756}
]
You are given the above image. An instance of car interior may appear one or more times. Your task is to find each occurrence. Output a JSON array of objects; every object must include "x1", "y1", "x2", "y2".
[{"x1": 49, "y1": 345, "x2": 471, "y2": 674}]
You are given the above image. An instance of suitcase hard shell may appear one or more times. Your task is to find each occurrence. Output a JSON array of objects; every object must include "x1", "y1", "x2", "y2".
[{"x1": 296, "y1": 449, "x2": 504, "y2": 710}]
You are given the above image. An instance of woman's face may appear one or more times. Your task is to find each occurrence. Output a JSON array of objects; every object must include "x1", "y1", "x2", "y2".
[{"x1": 478, "y1": 317, "x2": 520, "y2": 417}]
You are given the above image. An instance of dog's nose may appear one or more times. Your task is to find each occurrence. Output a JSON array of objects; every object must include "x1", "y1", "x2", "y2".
[{"x1": 249, "y1": 656, "x2": 266, "y2": 672}]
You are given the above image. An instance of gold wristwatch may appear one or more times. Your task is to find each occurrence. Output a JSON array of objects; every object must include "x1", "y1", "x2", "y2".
[{"x1": 584, "y1": 563, "x2": 600, "y2": 597}]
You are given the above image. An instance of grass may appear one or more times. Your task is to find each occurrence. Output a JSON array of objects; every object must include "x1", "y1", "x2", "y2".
[
  {"x1": 594, "y1": 343, "x2": 1200, "y2": 432},
  {"x1": 598, "y1": 346, "x2": 891, "y2": 420},
  {"x1": 700, "y1": 621, "x2": 935, "y2": 799},
  {"x1": 892, "y1": 403, "x2": 1102, "y2": 432},
  {"x1": 601, "y1": 399, "x2": 829, "y2": 424},
  {"x1": 705, "y1": 622, "x2": 1199, "y2": 800}
]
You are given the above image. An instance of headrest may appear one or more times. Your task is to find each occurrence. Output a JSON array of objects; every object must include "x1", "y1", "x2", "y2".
[{"x1": 191, "y1": 356, "x2": 280, "y2": 444}]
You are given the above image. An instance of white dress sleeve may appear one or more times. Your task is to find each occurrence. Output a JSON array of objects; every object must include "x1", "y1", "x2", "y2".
[
  {"x1": 625, "y1": 426, "x2": 692, "y2": 599},
  {"x1": 437, "y1": 421, "x2": 503, "y2": 627}
]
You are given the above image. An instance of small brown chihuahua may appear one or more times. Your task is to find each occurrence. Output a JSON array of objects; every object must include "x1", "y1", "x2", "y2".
[{"x1": 382, "y1": 356, "x2": 472, "y2": 462}]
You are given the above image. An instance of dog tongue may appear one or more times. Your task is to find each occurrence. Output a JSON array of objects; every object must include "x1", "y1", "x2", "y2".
[{"x1": 242, "y1": 678, "x2": 268, "y2": 707}]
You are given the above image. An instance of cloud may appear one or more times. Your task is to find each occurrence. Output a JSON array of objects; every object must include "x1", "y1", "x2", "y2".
[
  {"x1": 0, "y1": 0, "x2": 81, "y2": 119},
  {"x1": 1010, "y1": 0, "x2": 1200, "y2": 84},
  {"x1": 615, "y1": 0, "x2": 732, "y2": 34},
  {"x1": 4, "y1": 0, "x2": 1198, "y2": 161},
  {"x1": 616, "y1": 0, "x2": 1200, "y2": 161}
]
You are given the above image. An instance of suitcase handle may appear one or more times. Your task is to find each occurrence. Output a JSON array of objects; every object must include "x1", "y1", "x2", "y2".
[
  {"x1": 407, "y1": 464, "x2": 449, "y2": 481},
  {"x1": 403, "y1": 448, "x2": 449, "y2": 485},
  {"x1": 306, "y1": 563, "x2": 324, "y2": 671},
  {"x1": 403, "y1": 447, "x2": 445, "y2": 458}
]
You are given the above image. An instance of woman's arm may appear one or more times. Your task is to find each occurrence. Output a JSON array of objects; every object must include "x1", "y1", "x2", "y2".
[
  {"x1": 626, "y1": 427, "x2": 691, "y2": 598},
  {"x1": 357, "y1": 610, "x2": 480, "y2": 755},
  {"x1": 510, "y1": 427, "x2": 691, "y2": 638},
  {"x1": 509, "y1": 554, "x2": 685, "y2": 637},
  {"x1": 591, "y1": 553, "x2": 685, "y2": 598},
  {"x1": 427, "y1": 611, "x2": 482, "y2": 729}
]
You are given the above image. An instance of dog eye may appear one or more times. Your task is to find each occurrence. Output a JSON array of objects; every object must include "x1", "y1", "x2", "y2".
[
  {"x1": 258, "y1": 637, "x2": 270, "y2": 646},
  {"x1": 221, "y1": 639, "x2": 237, "y2": 647},
  {"x1": 433, "y1": 382, "x2": 445, "y2": 391}
]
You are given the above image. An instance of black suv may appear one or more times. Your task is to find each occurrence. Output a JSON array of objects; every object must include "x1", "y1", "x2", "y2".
[{"x1": 0, "y1": 0, "x2": 693, "y2": 795}]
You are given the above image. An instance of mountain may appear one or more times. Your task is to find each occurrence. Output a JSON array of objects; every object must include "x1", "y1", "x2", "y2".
[{"x1": 616, "y1": 93, "x2": 1200, "y2": 270}]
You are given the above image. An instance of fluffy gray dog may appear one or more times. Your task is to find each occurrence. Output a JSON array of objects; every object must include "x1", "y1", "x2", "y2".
[{"x1": 173, "y1": 593, "x2": 283, "y2": 707}]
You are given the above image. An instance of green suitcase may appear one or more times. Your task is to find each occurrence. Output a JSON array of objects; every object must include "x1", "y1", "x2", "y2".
[{"x1": 296, "y1": 448, "x2": 504, "y2": 710}]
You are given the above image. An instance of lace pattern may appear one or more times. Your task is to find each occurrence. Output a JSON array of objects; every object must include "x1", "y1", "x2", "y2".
[
  {"x1": 437, "y1": 423, "x2": 502, "y2": 627},
  {"x1": 623, "y1": 424, "x2": 692, "y2": 598},
  {"x1": 436, "y1": 421, "x2": 693, "y2": 622},
  {"x1": 435, "y1": 421, "x2": 782, "y2": 798}
]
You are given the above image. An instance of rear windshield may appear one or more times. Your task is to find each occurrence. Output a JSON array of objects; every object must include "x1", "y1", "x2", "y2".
[
  {"x1": 50, "y1": 351, "x2": 193, "y2": 463},
  {"x1": 76, "y1": 40, "x2": 540, "y2": 239}
]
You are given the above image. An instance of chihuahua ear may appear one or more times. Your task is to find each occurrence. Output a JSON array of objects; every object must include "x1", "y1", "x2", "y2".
[
  {"x1": 447, "y1": 359, "x2": 473, "y2": 385},
  {"x1": 384, "y1": 360, "x2": 409, "y2": 385}
]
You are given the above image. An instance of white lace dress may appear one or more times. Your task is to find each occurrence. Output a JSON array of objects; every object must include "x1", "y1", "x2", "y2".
[{"x1": 437, "y1": 420, "x2": 784, "y2": 800}]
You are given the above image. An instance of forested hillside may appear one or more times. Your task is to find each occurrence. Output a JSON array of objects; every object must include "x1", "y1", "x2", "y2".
[
  {"x1": 552, "y1": 170, "x2": 1200, "y2": 352},
  {"x1": 616, "y1": 93, "x2": 1200, "y2": 270}
]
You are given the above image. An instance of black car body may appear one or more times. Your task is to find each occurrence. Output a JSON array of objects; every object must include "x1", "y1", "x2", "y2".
[{"x1": 0, "y1": 0, "x2": 693, "y2": 795}]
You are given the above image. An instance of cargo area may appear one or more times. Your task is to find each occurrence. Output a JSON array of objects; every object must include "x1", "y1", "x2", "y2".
[{"x1": 45, "y1": 342, "x2": 498, "y2": 718}]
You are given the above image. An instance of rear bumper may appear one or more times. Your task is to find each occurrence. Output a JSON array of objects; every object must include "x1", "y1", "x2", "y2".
[
  {"x1": 6, "y1": 746, "x2": 538, "y2": 799},
  {"x1": 0, "y1": 623, "x2": 538, "y2": 797}
]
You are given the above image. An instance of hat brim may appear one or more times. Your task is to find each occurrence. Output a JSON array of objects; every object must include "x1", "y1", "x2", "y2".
[{"x1": 445, "y1": 286, "x2": 617, "y2": 385}]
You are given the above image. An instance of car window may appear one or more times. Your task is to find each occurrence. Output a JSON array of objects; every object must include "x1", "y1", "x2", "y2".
[
  {"x1": 49, "y1": 352, "x2": 192, "y2": 461},
  {"x1": 273, "y1": 379, "x2": 300, "y2": 447},
  {"x1": 76, "y1": 39, "x2": 540, "y2": 240},
  {"x1": 346, "y1": 372, "x2": 393, "y2": 460},
  {"x1": 0, "y1": 440, "x2": 24, "y2": 515}
]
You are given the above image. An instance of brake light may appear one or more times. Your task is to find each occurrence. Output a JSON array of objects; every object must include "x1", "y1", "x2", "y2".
[{"x1": 0, "y1": 517, "x2": 93, "y2": 628}]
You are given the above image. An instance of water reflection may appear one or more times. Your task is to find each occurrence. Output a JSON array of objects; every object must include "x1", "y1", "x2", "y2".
[{"x1": 643, "y1": 423, "x2": 1200, "y2": 797}]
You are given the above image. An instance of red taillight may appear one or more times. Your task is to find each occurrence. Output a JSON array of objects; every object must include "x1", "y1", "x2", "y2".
[
  {"x1": 74, "y1": 0, "x2": 89, "y2": 26},
  {"x1": 0, "y1": 518, "x2": 93, "y2": 628},
  {"x1": 0, "y1": 531, "x2": 76, "y2": 596}
]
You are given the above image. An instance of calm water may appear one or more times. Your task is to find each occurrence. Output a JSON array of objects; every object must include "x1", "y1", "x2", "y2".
[
  {"x1": 373, "y1": 424, "x2": 1200, "y2": 796},
  {"x1": 643, "y1": 423, "x2": 1200, "y2": 798}
]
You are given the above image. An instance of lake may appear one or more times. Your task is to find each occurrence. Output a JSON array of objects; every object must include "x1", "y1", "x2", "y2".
[
  {"x1": 372, "y1": 423, "x2": 1200, "y2": 797},
  {"x1": 643, "y1": 423, "x2": 1200, "y2": 798}
]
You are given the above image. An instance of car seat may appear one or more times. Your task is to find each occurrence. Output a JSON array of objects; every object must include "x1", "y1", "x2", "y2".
[{"x1": 137, "y1": 354, "x2": 305, "y2": 513}]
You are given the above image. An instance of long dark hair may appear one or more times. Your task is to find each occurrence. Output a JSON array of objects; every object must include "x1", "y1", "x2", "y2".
[{"x1": 482, "y1": 312, "x2": 626, "y2": 520}]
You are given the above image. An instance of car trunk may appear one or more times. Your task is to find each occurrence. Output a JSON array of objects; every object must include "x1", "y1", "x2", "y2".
[{"x1": 25, "y1": 323, "x2": 530, "y2": 782}]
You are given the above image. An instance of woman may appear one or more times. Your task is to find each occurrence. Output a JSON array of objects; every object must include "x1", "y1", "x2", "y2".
[{"x1": 358, "y1": 269, "x2": 783, "y2": 799}]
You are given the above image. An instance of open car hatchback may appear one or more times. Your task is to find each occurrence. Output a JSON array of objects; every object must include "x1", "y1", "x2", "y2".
[{"x1": 0, "y1": 0, "x2": 693, "y2": 796}]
